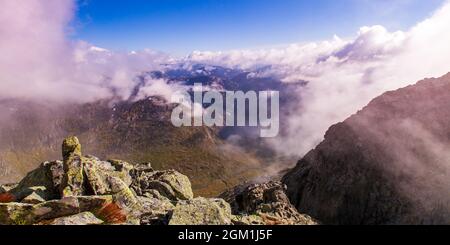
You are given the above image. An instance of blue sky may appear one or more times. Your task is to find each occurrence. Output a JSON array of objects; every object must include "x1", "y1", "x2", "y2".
[{"x1": 74, "y1": 0, "x2": 445, "y2": 55}]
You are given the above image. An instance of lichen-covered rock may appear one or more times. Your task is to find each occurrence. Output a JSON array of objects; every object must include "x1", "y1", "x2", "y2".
[
  {"x1": 220, "y1": 181, "x2": 317, "y2": 225},
  {"x1": 0, "y1": 184, "x2": 18, "y2": 194},
  {"x1": 108, "y1": 159, "x2": 135, "y2": 185},
  {"x1": 77, "y1": 195, "x2": 111, "y2": 210},
  {"x1": 221, "y1": 181, "x2": 286, "y2": 213},
  {"x1": 61, "y1": 137, "x2": 84, "y2": 197},
  {"x1": 138, "y1": 195, "x2": 174, "y2": 225},
  {"x1": 168, "y1": 197, "x2": 232, "y2": 225},
  {"x1": 61, "y1": 156, "x2": 84, "y2": 197},
  {"x1": 14, "y1": 186, "x2": 49, "y2": 203},
  {"x1": 62, "y1": 136, "x2": 82, "y2": 160},
  {"x1": 0, "y1": 203, "x2": 34, "y2": 225},
  {"x1": 0, "y1": 136, "x2": 319, "y2": 225},
  {"x1": 109, "y1": 177, "x2": 140, "y2": 210},
  {"x1": 107, "y1": 176, "x2": 140, "y2": 225},
  {"x1": 22, "y1": 192, "x2": 46, "y2": 204},
  {"x1": 83, "y1": 161, "x2": 109, "y2": 195},
  {"x1": 0, "y1": 198, "x2": 82, "y2": 225},
  {"x1": 41, "y1": 212, "x2": 104, "y2": 225},
  {"x1": 256, "y1": 202, "x2": 317, "y2": 225},
  {"x1": 57, "y1": 137, "x2": 136, "y2": 205},
  {"x1": 0, "y1": 138, "x2": 141, "y2": 225},
  {"x1": 132, "y1": 162, "x2": 153, "y2": 173},
  {"x1": 83, "y1": 157, "x2": 133, "y2": 195},
  {"x1": 10, "y1": 161, "x2": 64, "y2": 201},
  {"x1": 0, "y1": 195, "x2": 116, "y2": 225},
  {"x1": 132, "y1": 169, "x2": 193, "y2": 201},
  {"x1": 31, "y1": 197, "x2": 81, "y2": 222},
  {"x1": 232, "y1": 214, "x2": 265, "y2": 225}
]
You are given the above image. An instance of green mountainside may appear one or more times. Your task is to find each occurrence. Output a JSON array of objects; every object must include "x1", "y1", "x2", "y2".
[{"x1": 0, "y1": 98, "x2": 262, "y2": 196}]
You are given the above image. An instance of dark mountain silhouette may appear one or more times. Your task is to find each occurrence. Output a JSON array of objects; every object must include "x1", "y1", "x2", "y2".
[{"x1": 283, "y1": 73, "x2": 450, "y2": 224}]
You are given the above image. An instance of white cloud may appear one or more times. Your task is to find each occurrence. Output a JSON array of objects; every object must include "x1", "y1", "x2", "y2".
[
  {"x1": 1, "y1": 0, "x2": 450, "y2": 158},
  {"x1": 0, "y1": 0, "x2": 172, "y2": 103},
  {"x1": 0, "y1": 0, "x2": 76, "y2": 101},
  {"x1": 134, "y1": 77, "x2": 187, "y2": 102},
  {"x1": 186, "y1": 1, "x2": 450, "y2": 156}
]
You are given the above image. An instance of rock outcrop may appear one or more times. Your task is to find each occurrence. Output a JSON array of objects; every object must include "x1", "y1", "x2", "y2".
[
  {"x1": 283, "y1": 73, "x2": 450, "y2": 225},
  {"x1": 0, "y1": 136, "x2": 315, "y2": 225},
  {"x1": 220, "y1": 181, "x2": 317, "y2": 225},
  {"x1": 131, "y1": 168, "x2": 193, "y2": 201},
  {"x1": 40, "y1": 212, "x2": 104, "y2": 225},
  {"x1": 168, "y1": 198, "x2": 233, "y2": 225}
]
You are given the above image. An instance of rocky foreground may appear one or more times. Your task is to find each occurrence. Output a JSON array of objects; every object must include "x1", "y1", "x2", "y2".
[{"x1": 0, "y1": 136, "x2": 316, "y2": 225}]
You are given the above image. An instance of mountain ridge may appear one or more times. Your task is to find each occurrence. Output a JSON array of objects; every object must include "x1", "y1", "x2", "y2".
[{"x1": 283, "y1": 72, "x2": 450, "y2": 224}]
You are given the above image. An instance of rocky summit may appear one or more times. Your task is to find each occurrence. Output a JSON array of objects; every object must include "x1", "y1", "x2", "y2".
[{"x1": 0, "y1": 136, "x2": 315, "y2": 225}]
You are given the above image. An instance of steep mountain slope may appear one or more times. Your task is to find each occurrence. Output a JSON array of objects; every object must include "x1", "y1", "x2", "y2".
[
  {"x1": 155, "y1": 64, "x2": 306, "y2": 162},
  {"x1": 0, "y1": 98, "x2": 262, "y2": 197},
  {"x1": 283, "y1": 73, "x2": 450, "y2": 224},
  {"x1": 0, "y1": 64, "x2": 304, "y2": 196}
]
